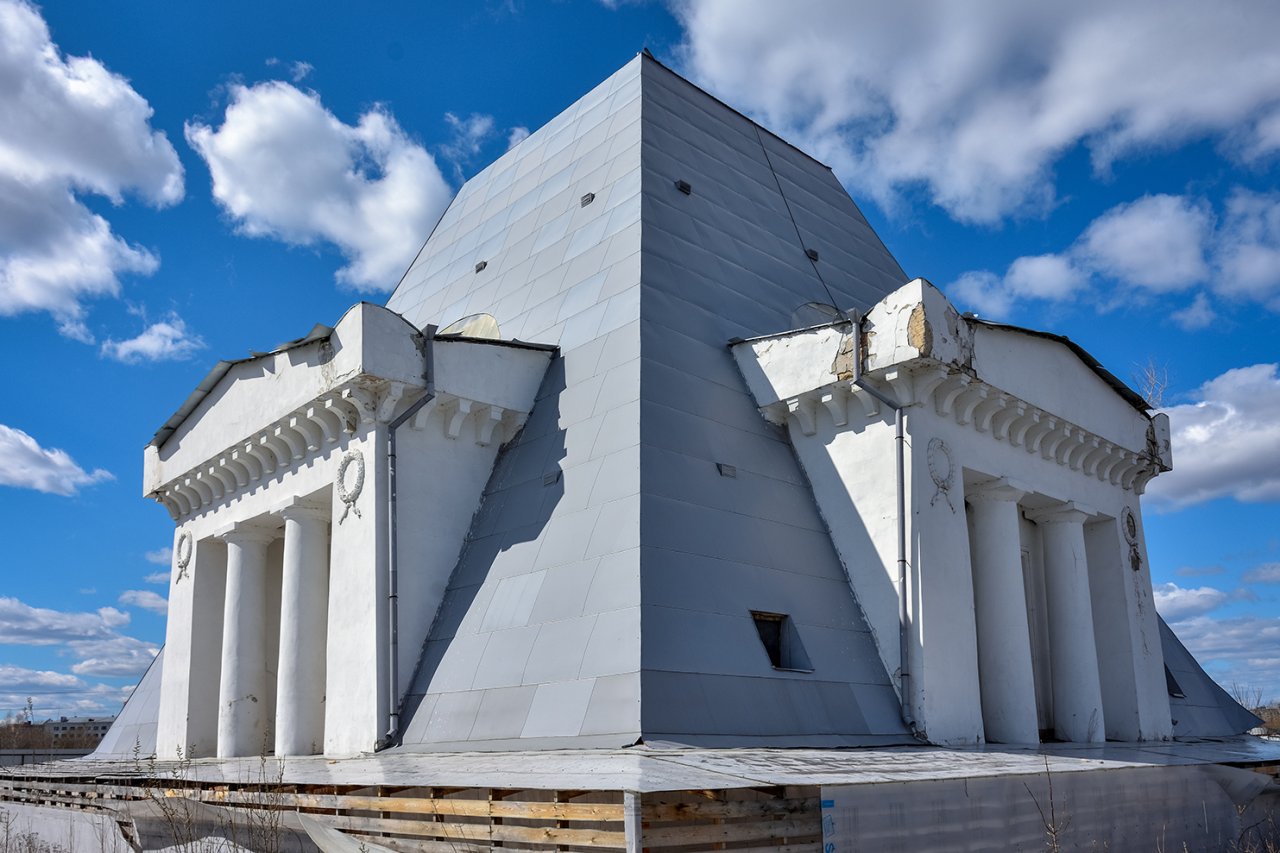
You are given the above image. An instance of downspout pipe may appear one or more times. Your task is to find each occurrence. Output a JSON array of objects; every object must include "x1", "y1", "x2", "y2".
[
  {"x1": 847, "y1": 311, "x2": 915, "y2": 732},
  {"x1": 382, "y1": 324, "x2": 437, "y2": 748}
]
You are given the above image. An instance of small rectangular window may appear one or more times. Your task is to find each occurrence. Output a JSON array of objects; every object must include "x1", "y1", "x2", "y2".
[{"x1": 750, "y1": 611, "x2": 813, "y2": 672}]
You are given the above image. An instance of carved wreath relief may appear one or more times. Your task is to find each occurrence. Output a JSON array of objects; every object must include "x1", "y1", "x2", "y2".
[
  {"x1": 174, "y1": 530, "x2": 193, "y2": 583},
  {"x1": 336, "y1": 449, "x2": 365, "y2": 523},
  {"x1": 927, "y1": 437, "x2": 956, "y2": 512},
  {"x1": 1121, "y1": 506, "x2": 1142, "y2": 571}
]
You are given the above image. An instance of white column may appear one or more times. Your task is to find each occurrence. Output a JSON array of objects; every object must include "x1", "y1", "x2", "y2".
[
  {"x1": 1031, "y1": 503, "x2": 1106, "y2": 743},
  {"x1": 217, "y1": 525, "x2": 276, "y2": 758},
  {"x1": 275, "y1": 503, "x2": 330, "y2": 756},
  {"x1": 966, "y1": 478, "x2": 1040, "y2": 744}
]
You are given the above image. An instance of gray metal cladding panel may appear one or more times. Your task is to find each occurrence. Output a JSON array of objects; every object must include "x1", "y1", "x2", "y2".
[
  {"x1": 393, "y1": 55, "x2": 911, "y2": 748},
  {"x1": 641, "y1": 670, "x2": 905, "y2": 739},
  {"x1": 94, "y1": 646, "x2": 164, "y2": 758},
  {"x1": 635, "y1": 58, "x2": 905, "y2": 740},
  {"x1": 1160, "y1": 616, "x2": 1261, "y2": 736}
]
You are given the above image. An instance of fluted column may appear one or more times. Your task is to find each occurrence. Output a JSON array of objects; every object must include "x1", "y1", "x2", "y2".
[
  {"x1": 966, "y1": 478, "x2": 1040, "y2": 744},
  {"x1": 217, "y1": 524, "x2": 276, "y2": 758},
  {"x1": 275, "y1": 503, "x2": 330, "y2": 756},
  {"x1": 1030, "y1": 502, "x2": 1105, "y2": 743}
]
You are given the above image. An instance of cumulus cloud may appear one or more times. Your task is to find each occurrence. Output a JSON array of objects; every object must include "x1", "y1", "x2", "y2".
[
  {"x1": 144, "y1": 547, "x2": 172, "y2": 565},
  {"x1": 186, "y1": 81, "x2": 452, "y2": 291},
  {"x1": 68, "y1": 635, "x2": 159, "y2": 677},
  {"x1": 1215, "y1": 189, "x2": 1280, "y2": 307},
  {"x1": 945, "y1": 194, "x2": 1249, "y2": 319},
  {"x1": 675, "y1": 0, "x2": 1280, "y2": 223},
  {"x1": 0, "y1": 596, "x2": 158, "y2": 683},
  {"x1": 143, "y1": 572, "x2": 169, "y2": 585},
  {"x1": 118, "y1": 589, "x2": 167, "y2": 615},
  {"x1": 0, "y1": 424, "x2": 112, "y2": 496},
  {"x1": 1075, "y1": 195, "x2": 1213, "y2": 293},
  {"x1": 1168, "y1": 613, "x2": 1280, "y2": 703},
  {"x1": 1153, "y1": 582, "x2": 1229, "y2": 621},
  {"x1": 1146, "y1": 363, "x2": 1280, "y2": 508},
  {"x1": 0, "y1": 0, "x2": 182, "y2": 336},
  {"x1": 0, "y1": 674, "x2": 132, "y2": 719},
  {"x1": 0, "y1": 597, "x2": 130, "y2": 646},
  {"x1": 507, "y1": 126, "x2": 531, "y2": 149},
  {"x1": 100, "y1": 314, "x2": 206, "y2": 363},
  {"x1": 1170, "y1": 292, "x2": 1217, "y2": 331}
]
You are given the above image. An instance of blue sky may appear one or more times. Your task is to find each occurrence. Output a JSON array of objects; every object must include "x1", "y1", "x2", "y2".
[{"x1": 1, "y1": 0, "x2": 1277, "y2": 719}]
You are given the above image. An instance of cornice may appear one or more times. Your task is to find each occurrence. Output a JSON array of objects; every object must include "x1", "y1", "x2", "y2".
[
  {"x1": 150, "y1": 376, "x2": 525, "y2": 521},
  {"x1": 764, "y1": 364, "x2": 1165, "y2": 495}
]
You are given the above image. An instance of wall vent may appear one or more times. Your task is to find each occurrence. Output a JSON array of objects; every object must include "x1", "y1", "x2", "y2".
[
  {"x1": 675, "y1": 179, "x2": 692, "y2": 195},
  {"x1": 750, "y1": 611, "x2": 813, "y2": 672},
  {"x1": 580, "y1": 192, "x2": 596, "y2": 207}
]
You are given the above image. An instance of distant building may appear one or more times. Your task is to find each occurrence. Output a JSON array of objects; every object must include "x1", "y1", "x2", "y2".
[{"x1": 45, "y1": 716, "x2": 115, "y2": 747}]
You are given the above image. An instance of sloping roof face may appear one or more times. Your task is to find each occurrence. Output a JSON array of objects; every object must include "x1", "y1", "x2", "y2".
[
  {"x1": 1159, "y1": 616, "x2": 1262, "y2": 737},
  {"x1": 94, "y1": 647, "x2": 163, "y2": 758},
  {"x1": 387, "y1": 55, "x2": 909, "y2": 749}
]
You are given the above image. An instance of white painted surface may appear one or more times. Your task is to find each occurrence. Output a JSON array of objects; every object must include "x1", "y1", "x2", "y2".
[
  {"x1": 276, "y1": 504, "x2": 329, "y2": 756},
  {"x1": 967, "y1": 480, "x2": 1039, "y2": 744},
  {"x1": 217, "y1": 527, "x2": 275, "y2": 757},
  {"x1": 735, "y1": 278, "x2": 1175, "y2": 745},
  {"x1": 1032, "y1": 504, "x2": 1107, "y2": 743}
]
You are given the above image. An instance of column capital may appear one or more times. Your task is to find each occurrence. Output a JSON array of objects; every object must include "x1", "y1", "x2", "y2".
[
  {"x1": 1026, "y1": 501, "x2": 1096, "y2": 526},
  {"x1": 217, "y1": 521, "x2": 278, "y2": 546},
  {"x1": 278, "y1": 499, "x2": 329, "y2": 524},
  {"x1": 966, "y1": 477, "x2": 1030, "y2": 504}
]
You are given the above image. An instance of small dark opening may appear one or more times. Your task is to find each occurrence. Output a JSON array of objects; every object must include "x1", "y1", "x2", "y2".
[
  {"x1": 1165, "y1": 665, "x2": 1186, "y2": 699},
  {"x1": 580, "y1": 192, "x2": 596, "y2": 207},
  {"x1": 805, "y1": 247, "x2": 820, "y2": 262},
  {"x1": 675, "y1": 179, "x2": 692, "y2": 195},
  {"x1": 474, "y1": 260, "x2": 488, "y2": 273},
  {"x1": 750, "y1": 611, "x2": 813, "y2": 672}
]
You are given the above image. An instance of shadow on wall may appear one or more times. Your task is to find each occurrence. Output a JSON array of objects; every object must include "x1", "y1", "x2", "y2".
[{"x1": 394, "y1": 359, "x2": 568, "y2": 737}]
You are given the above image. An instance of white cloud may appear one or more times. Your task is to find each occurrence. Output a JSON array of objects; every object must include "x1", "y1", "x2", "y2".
[
  {"x1": 0, "y1": 424, "x2": 112, "y2": 496},
  {"x1": 0, "y1": 679, "x2": 133, "y2": 720},
  {"x1": 68, "y1": 635, "x2": 158, "y2": 677},
  {"x1": 1167, "y1": 614, "x2": 1280, "y2": 703},
  {"x1": 0, "y1": 0, "x2": 182, "y2": 336},
  {"x1": 100, "y1": 314, "x2": 206, "y2": 363},
  {"x1": 949, "y1": 270, "x2": 1013, "y2": 319},
  {"x1": 1170, "y1": 292, "x2": 1216, "y2": 331},
  {"x1": 290, "y1": 60, "x2": 313, "y2": 83},
  {"x1": 1214, "y1": 189, "x2": 1280, "y2": 307},
  {"x1": 144, "y1": 547, "x2": 172, "y2": 565},
  {"x1": 143, "y1": 572, "x2": 169, "y2": 585},
  {"x1": 118, "y1": 589, "x2": 167, "y2": 615},
  {"x1": 1153, "y1": 581, "x2": 1229, "y2": 621},
  {"x1": 443, "y1": 112, "x2": 495, "y2": 160},
  {"x1": 507, "y1": 126, "x2": 530, "y2": 149},
  {"x1": 0, "y1": 596, "x2": 157, "y2": 683},
  {"x1": 1076, "y1": 195, "x2": 1212, "y2": 293},
  {"x1": 674, "y1": 0, "x2": 1280, "y2": 223},
  {"x1": 1146, "y1": 363, "x2": 1280, "y2": 508},
  {"x1": 186, "y1": 81, "x2": 452, "y2": 291},
  {"x1": 0, "y1": 597, "x2": 129, "y2": 646},
  {"x1": 947, "y1": 195, "x2": 1215, "y2": 317}
]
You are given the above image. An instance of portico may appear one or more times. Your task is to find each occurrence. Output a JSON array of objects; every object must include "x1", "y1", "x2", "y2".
[
  {"x1": 733, "y1": 278, "x2": 1175, "y2": 745},
  {"x1": 151, "y1": 302, "x2": 554, "y2": 758}
]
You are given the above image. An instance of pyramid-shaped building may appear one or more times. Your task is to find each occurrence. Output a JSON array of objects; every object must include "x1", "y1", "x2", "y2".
[{"x1": 106, "y1": 53, "x2": 1255, "y2": 763}]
